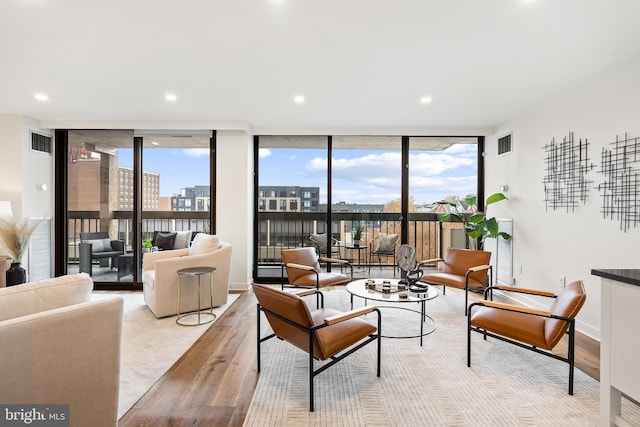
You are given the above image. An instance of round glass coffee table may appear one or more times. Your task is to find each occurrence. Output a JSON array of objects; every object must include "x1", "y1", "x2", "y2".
[{"x1": 346, "y1": 278, "x2": 439, "y2": 346}]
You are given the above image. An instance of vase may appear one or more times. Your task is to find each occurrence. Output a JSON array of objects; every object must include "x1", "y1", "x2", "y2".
[{"x1": 6, "y1": 262, "x2": 27, "y2": 286}]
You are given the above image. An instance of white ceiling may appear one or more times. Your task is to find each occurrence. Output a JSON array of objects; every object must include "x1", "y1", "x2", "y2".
[{"x1": 1, "y1": 0, "x2": 640, "y2": 132}]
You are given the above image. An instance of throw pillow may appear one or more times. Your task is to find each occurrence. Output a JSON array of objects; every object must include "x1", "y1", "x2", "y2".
[
  {"x1": 155, "y1": 232, "x2": 177, "y2": 250},
  {"x1": 310, "y1": 233, "x2": 328, "y2": 253},
  {"x1": 189, "y1": 234, "x2": 220, "y2": 256},
  {"x1": 85, "y1": 239, "x2": 111, "y2": 253},
  {"x1": 375, "y1": 233, "x2": 399, "y2": 253},
  {"x1": 173, "y1": 230, "x2": 193, "y2": 249}
]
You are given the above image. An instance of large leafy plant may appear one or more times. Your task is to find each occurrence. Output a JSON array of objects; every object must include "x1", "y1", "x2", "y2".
[{"x1": 439, "y1": 193, "x2": 510, "y2": 249}]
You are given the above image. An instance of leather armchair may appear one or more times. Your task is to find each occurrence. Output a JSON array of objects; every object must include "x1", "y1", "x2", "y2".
[
  {"x1": 253, "y1": 284, "x2": 381, "y2": 411},
  {"x1": 142, "y1": 234, "x2": 232, "y2": 318},
  {"x1": 419, "y1": 248, "x2": 492, "y2": 315},
  {"x1": 281, "y1": 247, "x2": 352, "y2": 295},
  {"x1": 468, "y1": 280, "x2": 586, "y2": 394}
]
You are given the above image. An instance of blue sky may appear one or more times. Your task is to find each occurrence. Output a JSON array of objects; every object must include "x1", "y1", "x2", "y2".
[
  {"x1": 118, "y1": 144, "x2": 477, "y2": 205},
  {"x1": 259, "y1": 144, "x2": 477, "y2": 205}
]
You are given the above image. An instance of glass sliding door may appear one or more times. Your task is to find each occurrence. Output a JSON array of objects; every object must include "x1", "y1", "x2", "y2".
[
  {"x1": 255, "y1": 136, "x2": 328, "y2": 281},
  {"x1": 67, "y1": 130, "x2": 135, "y2": 286},
  {"x1": 138, "y1": 133, "x2": 213, "y2": 278},
  {"x1": 331, "y1": 136, "x2": 402, "y2": 272},
  {"x1": 408, "y1": 137, "x2": 479, "y2": 259}
]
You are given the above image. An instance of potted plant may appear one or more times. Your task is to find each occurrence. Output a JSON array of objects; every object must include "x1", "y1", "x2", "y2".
[
  {"x1": 0, "y1": 216, "x2": 43, "y2": 285},
  {"x1": 142, "y1": 238, "x2": 153, "y2": 253},
  {"x1": 439, "y1": 193, "x2": 510, "y2": 250},
  {"x1": 352, "y1": 222, "x2": 364, "y2": 246}
]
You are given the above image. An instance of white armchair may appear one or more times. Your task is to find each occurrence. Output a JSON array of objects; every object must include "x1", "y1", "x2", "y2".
[{"x1": 142, "y1": 234, "x2": 232, "y2": 318}]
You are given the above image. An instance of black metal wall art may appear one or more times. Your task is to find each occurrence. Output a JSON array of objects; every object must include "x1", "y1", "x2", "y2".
[
  {"x1": 542, "y1": 132, "x2": 594, "y2": 212},
  {"x1": 596, "y1": 133, "x2": 640, "y2": 232}
]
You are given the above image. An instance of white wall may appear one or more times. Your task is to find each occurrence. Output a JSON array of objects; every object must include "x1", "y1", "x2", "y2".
[
  {"x1": 216, "y1": 130, "x2": 253, "y2": 291},
  {"x1": 485, "y1": 58, "x2": 640, "y2": 340}
]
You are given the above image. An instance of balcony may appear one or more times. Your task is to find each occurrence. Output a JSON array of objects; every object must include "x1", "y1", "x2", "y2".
[
  {"x1": 67, "y1": 210, "x2": 467, "y2": 284},
  {"x1": 256, "y1": 211, "x2": 466, "y2": 281}
]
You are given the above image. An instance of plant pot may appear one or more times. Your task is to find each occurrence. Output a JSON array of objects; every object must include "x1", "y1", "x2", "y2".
[
  {"x1": 353, "y1": 240, "x2": 361, "y2": 247},
  {"x1": 6, "y1": 262, "x2": 26, "y2": 286}
]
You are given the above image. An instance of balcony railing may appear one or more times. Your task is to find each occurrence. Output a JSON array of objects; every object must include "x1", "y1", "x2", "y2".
[
  {"x1": 67, "y1": 210, "x2": 210, "y2": 262},
  {"x1": 256, "y1": 211, "x2": 466, "y2": 280}
]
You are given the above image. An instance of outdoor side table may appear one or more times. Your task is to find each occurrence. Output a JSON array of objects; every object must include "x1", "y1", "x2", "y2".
[{"x1": 176, "y1": 266, "x2": 217, "y2": 326}]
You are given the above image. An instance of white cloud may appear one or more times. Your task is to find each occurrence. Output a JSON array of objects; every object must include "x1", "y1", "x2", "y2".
[
  {"x1": 259, "y1": 148, "x2": 272, "y2": 158},
  {"x1": 182, "y1": 148, "x2": 209, "y2": 157}
]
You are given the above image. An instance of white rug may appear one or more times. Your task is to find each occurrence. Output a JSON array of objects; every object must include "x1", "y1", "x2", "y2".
[
  {"x1": 244, "y1": 288, "x2": 640, "y2": 426},
  {"x1": 91, "y1": 291, "x2": 239, "y2": 419}
]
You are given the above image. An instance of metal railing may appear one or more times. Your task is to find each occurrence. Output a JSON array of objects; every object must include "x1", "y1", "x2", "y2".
[
  {"x1": 67, "y1": 210, "x2": 210, "y2": 262},
  {"x1": 256, "y1": 211, "x2": 464, "y2": 280}
]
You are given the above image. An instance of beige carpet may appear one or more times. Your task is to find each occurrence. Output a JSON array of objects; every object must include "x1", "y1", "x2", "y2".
[
  {"x1": 244, "y1": 288, "x2": 640, "y2": 426},
  {"x1": 91, "y1": 291, "x2": 239, "y2": 419}
]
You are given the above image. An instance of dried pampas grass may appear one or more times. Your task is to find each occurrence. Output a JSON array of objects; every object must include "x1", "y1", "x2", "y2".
[{"x1": 0, "y1": 217, "x2": 42, "y2": 263}]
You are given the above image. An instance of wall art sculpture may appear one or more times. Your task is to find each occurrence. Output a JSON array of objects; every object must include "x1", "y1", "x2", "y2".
[
  {"x1": 596, "y1": 133, "x2": 640, "y2": 232},
  {"x1": 542, "y1": 132, "x2": 594, "y2": 212}
]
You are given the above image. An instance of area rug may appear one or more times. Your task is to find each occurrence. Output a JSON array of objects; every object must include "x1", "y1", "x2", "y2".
[
  {"x1": 244, "y1": 288, "x2": 640, "y2": 426},
  {"x1": 91, "y1": 291, "x2": 239, "y2": 419}
]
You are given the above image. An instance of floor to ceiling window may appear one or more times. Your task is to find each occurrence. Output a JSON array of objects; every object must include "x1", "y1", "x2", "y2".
[
  {"x1": 60, "y1": 130, "x2": 215, "y2": 289},
  {"x1": 331, "y1": 136, "x2": 402, "y2": 270},
  {"x1": 255, "y1": 136, "x2": 328, "y2": 279},
  {"x1": 254, "y1": 134, "x2": 482, "y2": 283}
]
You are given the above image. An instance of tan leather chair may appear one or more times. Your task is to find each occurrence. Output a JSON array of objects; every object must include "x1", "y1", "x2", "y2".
[
  {"x1": 253, "y1": 284, "x2": 381, "y2": 411},
  {"x1": 419, "y1": 248, "x2": 492, "y2": 315},
  {"x1": 467, "y1": 280, "x2": 586, "y2": 395},
  {"x1": 281, "y1": 247, "x2": 352, "y2": 289}
]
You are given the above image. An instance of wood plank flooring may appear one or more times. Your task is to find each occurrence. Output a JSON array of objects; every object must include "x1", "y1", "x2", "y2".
[{"x1": 118, "y1": 287, "x2": 600, "y2": 427}]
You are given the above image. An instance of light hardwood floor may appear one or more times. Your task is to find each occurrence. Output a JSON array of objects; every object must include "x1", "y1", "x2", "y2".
[{"x1": 118, "y1": 287, "x2": 600, "y2": 427}]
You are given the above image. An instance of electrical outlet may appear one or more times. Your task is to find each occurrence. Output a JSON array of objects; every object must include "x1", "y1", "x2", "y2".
[{"x1": 559, "y1": 276, "x2": 566, "y2": 287}]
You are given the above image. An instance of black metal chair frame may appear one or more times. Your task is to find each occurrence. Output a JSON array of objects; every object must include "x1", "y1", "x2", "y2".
[
  {"x1": 368, "y1": 235, "x2": 399, "y2": 276},
  {"x1": 467, "y1": 286, "x2": 577, "y2": 395},
  {"x1": 256, "y1": 290, "x2": 382, "y2": 411}
]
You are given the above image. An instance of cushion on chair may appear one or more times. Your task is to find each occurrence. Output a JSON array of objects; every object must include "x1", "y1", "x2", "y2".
[
  {"x1": 155, "y1": 232, "x2": 177, "y2": 250},
  {"x1": 471, "y1": 307, "x2": 548, "y2": 348},
  {"x1": 420, "y1": 271, "x2": 487, "y2": 290},
  {"x1": 375, "y1": 233, "x2": 398, "y2": 253},
  {"x1": 441, "y1": 248, "x2": 491, "y2": 285},
  {"x1": 545, "y1": 280, "x2": 586, "y2": 348},
  {"x1": 310, "y1": 233, "x2": 329, "y2": 252},
  {"x1": 173, "y1": 230, "x2": 193, "y2": 249},
  {"x1": 84, "y1": 238, "x2": 113, "y2": 253},
  {"x1": 189, "y1": 234, "x2": 220, "y2": 256}
]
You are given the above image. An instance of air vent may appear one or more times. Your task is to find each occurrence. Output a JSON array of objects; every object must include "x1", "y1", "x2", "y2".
[
  {"x1": 31, "y1": 132, "x2": 53, "y2": 154},
  {"x1": 498, "y1": 133, "x2": 512, "y2": 155}
]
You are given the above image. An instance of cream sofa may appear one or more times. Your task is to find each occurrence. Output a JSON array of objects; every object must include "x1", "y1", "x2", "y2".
[
  {"x1": 142, "y1": 233, "x2": 232, "y2": 318},
  {"x1": 0, "y1": 273, "x2": 123, "y2": 427}
]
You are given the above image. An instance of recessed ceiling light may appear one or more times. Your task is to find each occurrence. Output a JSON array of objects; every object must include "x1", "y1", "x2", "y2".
[
  {"x1": 165, "y1": 93, "x2": 177, "y2": 102},
  {"x1": 293, "y1": 95, "x2": 305, "y2": 104},
  {"x1": 420, "y1": 96, "x2": 432, "y2": 104},
  {"x1": 34, "y1": 93, "x2": 48, "y2": 102},
  {"x1": 151, "y1": 141, "x2": 159, "y2": 146}
]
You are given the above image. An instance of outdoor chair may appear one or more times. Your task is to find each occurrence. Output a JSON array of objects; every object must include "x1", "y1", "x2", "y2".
[
  {"x1": 419, "y1": 248, "x2": 492, "y2": 315},
  {"x1": 467, "y1": 280, "x2": 586, "y2": 395},
  {"x1": 368, "y1": 233, "x2": 400, "y2": 275},
  {"x1": 309, "y1": 233, "x2": 343, "y2": 260},
  {"x1": 253, "y1": 284, "x2": 381, "y2": 411},
  {"x1": 79, "y1": 232, "x2": 124, "y2": 276}
]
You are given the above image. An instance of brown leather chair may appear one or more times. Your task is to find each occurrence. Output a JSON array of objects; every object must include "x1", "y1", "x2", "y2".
[
  {"x1": 253, "y1": 284, "x2": 381, "y2": 411},
  {"x1": 419, "y1": 248, "x2": 492, "y2": 315},
  {"x1": 281, "y1": 247, "x2": 352, "y2": 290},
  {"x1": 467, "y1": 280, "x2": 586, "y2": 395}
]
